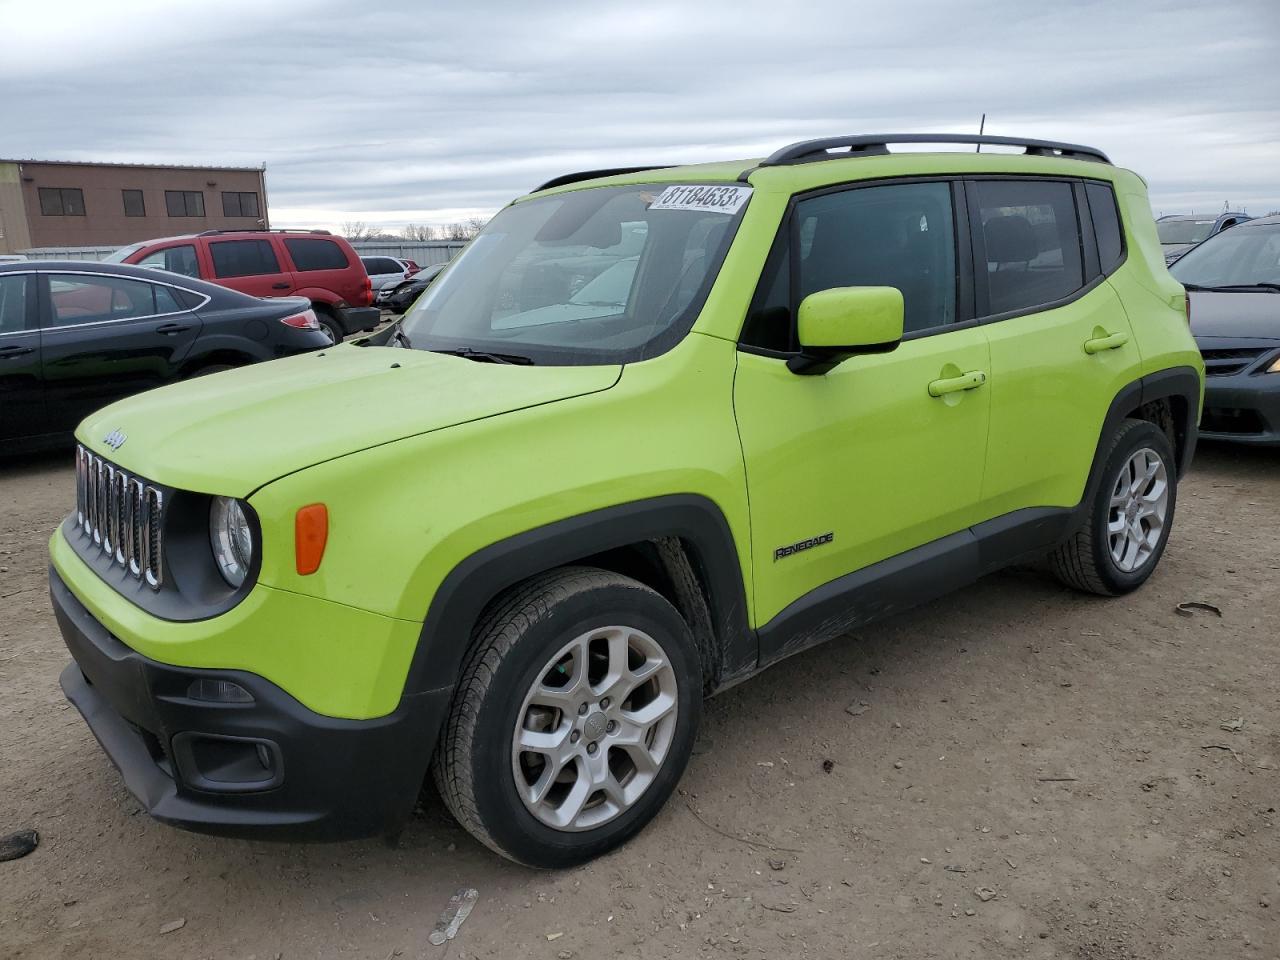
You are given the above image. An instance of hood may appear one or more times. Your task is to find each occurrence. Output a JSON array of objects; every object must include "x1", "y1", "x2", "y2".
[
  {"x1": 78, "y1": 344, "x2": 621, "y2": 496},
  {"x1": 1188, "y1": 290, "x2": 1280, "y2": 341}
]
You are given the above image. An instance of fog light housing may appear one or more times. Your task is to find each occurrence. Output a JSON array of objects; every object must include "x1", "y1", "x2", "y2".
[{"x1": 186, "y1": 678, "x2": 254, "y2": 704}]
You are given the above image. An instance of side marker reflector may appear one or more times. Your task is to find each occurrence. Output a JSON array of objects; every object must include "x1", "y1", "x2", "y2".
[{"x1": 295, "y1": 503, "x2": 328, "y2": 575}]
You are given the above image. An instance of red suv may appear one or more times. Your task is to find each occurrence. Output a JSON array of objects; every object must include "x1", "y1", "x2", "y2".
[{"x1": 106, "y1": 229, "x2": 380, "y2": 343}]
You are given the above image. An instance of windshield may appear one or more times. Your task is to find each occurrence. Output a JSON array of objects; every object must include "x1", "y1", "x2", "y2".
[
  {"x1": 103, "y1": 242, "x2": 145, "y2": 263},
  {"x1": 1156, "y1": 219, "x2": 1216, "y2": 246},
  {"x1": 397, "y1": 183, "x2": 749, "y2": 365},
  {"x1": 1170, "y1": 223, "x2": 1280, "y2": 288}
]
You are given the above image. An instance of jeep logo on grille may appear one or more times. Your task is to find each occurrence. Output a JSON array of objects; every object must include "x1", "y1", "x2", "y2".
[{"x1": 103, "y1": 430, "x2": 127, "y2": 451}]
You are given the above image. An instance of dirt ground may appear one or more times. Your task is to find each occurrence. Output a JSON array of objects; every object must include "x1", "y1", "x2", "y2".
[{"x1": 2, "y1": 442, "x2": 1277, "y2": 960}]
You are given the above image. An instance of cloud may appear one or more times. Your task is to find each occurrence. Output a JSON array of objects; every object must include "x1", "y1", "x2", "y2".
[{"x1": 3, "y1": 0, "x2": 1278, "y2": 230}]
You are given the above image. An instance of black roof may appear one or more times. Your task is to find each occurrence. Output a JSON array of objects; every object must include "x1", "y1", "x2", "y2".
[{"x1": 0, "y1": 258, "x2": 255, "y2": 303}]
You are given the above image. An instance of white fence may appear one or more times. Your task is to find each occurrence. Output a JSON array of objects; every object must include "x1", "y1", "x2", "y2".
[{"x1": 18, "y1": 239, "x2": 466, "y2": 265}]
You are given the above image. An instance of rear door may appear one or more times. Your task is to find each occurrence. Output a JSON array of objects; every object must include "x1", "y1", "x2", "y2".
[
  {"x1": 971, "y1": 177, "x2": 1141, "y2": 516},
  {"x1": 0, "y1": 272, "x2": 45, "y2": 443},
  {"x1": 38, "y1": 271, "x2": 204, "y2": 433},
  {"x1": 206, "y1": 238, "x2": 294, "y2": 298}
]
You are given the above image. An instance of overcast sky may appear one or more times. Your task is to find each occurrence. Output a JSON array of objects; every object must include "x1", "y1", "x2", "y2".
[{"x1": 3, "y1": 0, "x2": 1278, "y2": 232}]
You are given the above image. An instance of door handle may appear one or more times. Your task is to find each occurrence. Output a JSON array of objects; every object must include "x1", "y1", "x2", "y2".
[
  {"x1": 271, "y1": 282, "x2": 290, "y2": 290},
  {"x1": 928, "y1": 370, "x2": 987, "y2": 397},
  {"x1": 1084, "y1": 331, "x2": 1129, "y2": 354},
  {"x1": 155, "y1": 322, "x2": 192, "y2": 335},
  {"x1": 0, "y1": 345, "x2": 34, "y2": 359}
]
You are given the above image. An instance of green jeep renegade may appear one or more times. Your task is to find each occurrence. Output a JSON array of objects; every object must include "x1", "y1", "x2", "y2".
[{"x1": 52, "y1": 134, "x2": 1203, "y2": 867}]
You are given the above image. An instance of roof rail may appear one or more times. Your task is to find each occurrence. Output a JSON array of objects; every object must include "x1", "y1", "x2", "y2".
[
  {"x1": 196, "y1": 228, "x2": 331, "y2": 237},
  {"x1": 759, "y1": 134, "x2": 1111, "y2": 167},
  {"x1": 532, "y1": 166, "x2": 673, "y2": 193}
]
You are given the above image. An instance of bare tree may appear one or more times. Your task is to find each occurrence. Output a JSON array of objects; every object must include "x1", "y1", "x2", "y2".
[
  {"x1": 443, "y1": 217, "x2": 488, "y2": 241},
  {"x1": 340, "y1": 221, "x2": 371, "y2": 241},
  {"x1": 402, "y1": 223, "x2": 439, "y2": 241}
]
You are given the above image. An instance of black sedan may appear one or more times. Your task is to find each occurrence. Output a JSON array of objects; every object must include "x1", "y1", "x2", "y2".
[
  {"x1": 378, "y1": 261, "x2": 447, "y2": 314},
  {"x1": 1170, "y1": 215, "x2": 1280, "y2": 445},
  {"x1": 0, "y1": 260, "x2": 330, "y2": 453}
]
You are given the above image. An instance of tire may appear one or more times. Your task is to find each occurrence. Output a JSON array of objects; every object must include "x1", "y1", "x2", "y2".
[
  {"x1": 433, "y1": 566, "x2": 702, "y2": 868},
  {"x1": 1050, "y1": 418, "x2": 1178, "y2": 596},
  {"x1": 314, "y1": 309, "x2": 342, "y2": 344}
]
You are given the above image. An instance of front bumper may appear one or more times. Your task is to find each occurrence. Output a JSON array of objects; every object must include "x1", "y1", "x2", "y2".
[
  {"x1": 52, "y1": 566, "x2": 449, "y2": 840},
  {"x1": 338, "y1": 305, "x2": 382, "y2": 334},
  {"x1": 1199, "y1": 356, "x2": 1280, "y2": 446}
]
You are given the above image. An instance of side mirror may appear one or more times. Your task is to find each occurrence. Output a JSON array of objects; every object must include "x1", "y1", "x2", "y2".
[{"x1": 788, "y1": 286, "x2": 904, "y2": 375}]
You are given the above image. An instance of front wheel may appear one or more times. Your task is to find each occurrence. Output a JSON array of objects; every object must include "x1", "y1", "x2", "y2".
[
  {"x1": 433, "y1": 567, "x2": 702, "y2": 867},
  {"x1": 1051, "y1": 418, "x2": 1178, "y2": 595}
]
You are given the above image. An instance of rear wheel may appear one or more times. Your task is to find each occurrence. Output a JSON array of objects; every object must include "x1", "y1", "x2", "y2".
[
  {"x1": 313, "y1": 307, "x2": 342, "y2": 344},
  {"x1": 433, "y1": 567, "x2": 701, "y2": 867},
  {"x1": 1050, "y1": 418, "x2": 1177, "y2": 596}
]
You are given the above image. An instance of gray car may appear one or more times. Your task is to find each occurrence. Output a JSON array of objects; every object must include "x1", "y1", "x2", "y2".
[
  {"x1": 1170, "y1": 215, "x2": 1280, "y2": 445},
  {"x1": 1158, "y1": 212, "x2": 1250, "y2": 265}
]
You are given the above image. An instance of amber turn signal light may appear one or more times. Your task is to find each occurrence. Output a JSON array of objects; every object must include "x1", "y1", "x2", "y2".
[{"x1": 294, "y1": 503, "x2": 328, "y2": 575}]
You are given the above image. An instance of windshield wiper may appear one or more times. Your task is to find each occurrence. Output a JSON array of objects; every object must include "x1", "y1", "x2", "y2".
[
  {"x1": 1183, "y1": 282, "x2": 1280, "y2": 293},
  {"x1": 432, "y1": 347, "x2": 534, "y2": 365}
]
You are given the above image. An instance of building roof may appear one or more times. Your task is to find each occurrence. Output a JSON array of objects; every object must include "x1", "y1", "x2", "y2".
[{"x1": 1, "y1": 158, "x2": 265, "y2": 172}]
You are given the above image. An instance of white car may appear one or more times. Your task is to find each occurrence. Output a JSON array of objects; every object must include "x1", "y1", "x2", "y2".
[{"x1": 360, "y1": 256, "x2": 417, "y2": 295}]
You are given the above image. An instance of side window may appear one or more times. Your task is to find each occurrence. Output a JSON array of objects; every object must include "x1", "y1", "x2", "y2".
[
  {"x1": 138, "y1": 244, "x2": 200, "y2": 278},
  {"x1": 0, "y1": 274, "x2": 30, "y2": 334},
  {"x1": 122, "y1": 189, "x2": 146, "y2": 217},
  {"x1": 210, "y1": 239, "x2": 280, "y2": 279},
  {"x1": 165, "y1": 190, "x2": 206, "y2": 217},
  {"x1": 46, "y1": 275, "x2": 160, "y2": 327},
  {"x1": 740, "y1": 232, "x2": 793, "y2": 351},
  {"x1": 153, "y1": 285, "x2": 184, "y2": 314},
  {"x1": 221, "y1": 191, "x2": 260, "y2": 218},
  {"x1": 798, "y1": 181, "x2": 957, "y2": 335},
  {"x1": 285, "y1": 237, "x2": 349, "y2": 271},
  {"x1": 1085, "y1": 182, "x2": 1124, "y2": 274},
  {"x1": 38, "y1": 187, "x2": 86, "y2": 217},
  {"x1": 973, "y1": 180, "x2": 1084, "y2": 317}
]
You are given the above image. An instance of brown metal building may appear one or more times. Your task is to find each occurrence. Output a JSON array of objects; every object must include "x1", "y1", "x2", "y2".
[{"x1": 0, "y1": 159, "x2": 269, "y2": 254}]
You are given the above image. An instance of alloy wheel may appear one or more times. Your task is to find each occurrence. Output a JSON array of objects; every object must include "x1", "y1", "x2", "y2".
[
  {"x1": 511, "y1": 626, "x2": 679, "y2": 832},
  {"x1": 1107, "y1": 447, "x2": 1169, "y2": 573}
]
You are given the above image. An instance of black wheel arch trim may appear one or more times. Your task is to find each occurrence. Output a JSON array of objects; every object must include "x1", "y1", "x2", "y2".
[
  {"x1": 401, "y1": 494, "x2": 755, "y2": 699},
  {"x1": 1082, "y1": 366, "x2": 1200, "y2": 513}
]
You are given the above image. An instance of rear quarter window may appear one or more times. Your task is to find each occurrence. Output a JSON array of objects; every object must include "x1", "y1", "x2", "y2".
[
  {"x1": 1085, "y1": 182, "x2": 1125, "y2": 274},
  {"x1": 286, "y1": 237, "x2": 350, "y2": 272}
]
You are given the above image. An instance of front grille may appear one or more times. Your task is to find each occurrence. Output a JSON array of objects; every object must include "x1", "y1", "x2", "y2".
[
  {"x1": 75, "y1": 444, "x2": 164, "y2": 589},
  {"x1": 1201, "y1": 347, "x2": 1267, "y2": 377}
]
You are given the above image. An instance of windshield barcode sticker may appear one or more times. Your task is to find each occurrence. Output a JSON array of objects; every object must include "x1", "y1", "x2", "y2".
[{"x1": 649, "y1": 185, "x2": 752, "y2": 215}]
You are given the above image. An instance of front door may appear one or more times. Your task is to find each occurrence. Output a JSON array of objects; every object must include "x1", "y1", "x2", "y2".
[
  {"x1": 733, "y1": 180, "x2": 991, "y2": 660},
  {"x1": 0, "y1": 272, "x2": 45, "y2": 444}
]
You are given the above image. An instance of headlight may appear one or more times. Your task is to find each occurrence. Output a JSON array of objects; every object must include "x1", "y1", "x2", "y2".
[
  {"x1": 210, "y1": 496, "x2": 254, "y2": 587},
  {"x1": 1268, "y1": 354, "x2": 1280, "y2": 374}
]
